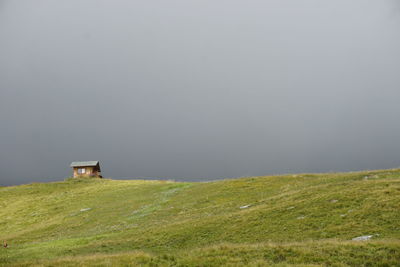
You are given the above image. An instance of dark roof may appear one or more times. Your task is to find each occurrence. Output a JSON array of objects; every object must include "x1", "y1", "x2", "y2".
[{"x1": 70, "y1": 161, "x2": 99, "y2": 167}]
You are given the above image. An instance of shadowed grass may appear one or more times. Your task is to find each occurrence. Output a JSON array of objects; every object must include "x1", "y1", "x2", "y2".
[{"x1": 8, "y1": 241, "x2": 400, "y2": 267}]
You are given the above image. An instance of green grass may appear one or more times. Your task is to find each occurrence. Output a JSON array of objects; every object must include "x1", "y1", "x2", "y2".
[{"x1": 0, "y1": 169, "x2": 399, "y2": 266}]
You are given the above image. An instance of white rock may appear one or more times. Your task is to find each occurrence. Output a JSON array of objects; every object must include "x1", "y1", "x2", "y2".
[
  {"x1": 240, "y1": 205, "x2": 251, "y2": 209},
  {"x1": 352, "y1": 235, "x2": 373, "y2": 241},
  {"x1": 80, "y1": 208, "x2": 91, "y2": 212}
]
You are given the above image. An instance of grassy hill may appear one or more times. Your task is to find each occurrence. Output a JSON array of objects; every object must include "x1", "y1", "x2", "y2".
[{"x1": 0, "y1": 169, "x2": 399, "y2": 266}]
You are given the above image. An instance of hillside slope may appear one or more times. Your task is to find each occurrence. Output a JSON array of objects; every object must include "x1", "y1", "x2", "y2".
[{"x1": 0, "y1": 169, "x2": 399, "y2": 266}]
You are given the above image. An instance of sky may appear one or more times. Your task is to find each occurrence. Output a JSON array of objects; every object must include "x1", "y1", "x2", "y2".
[{"x1": 1, "y1": 0, "x2": 400, "y2": 186}]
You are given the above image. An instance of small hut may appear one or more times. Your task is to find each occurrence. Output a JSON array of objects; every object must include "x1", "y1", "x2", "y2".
[{"x1": 70, "y1": 161, "x2": 102, "y2": 178}]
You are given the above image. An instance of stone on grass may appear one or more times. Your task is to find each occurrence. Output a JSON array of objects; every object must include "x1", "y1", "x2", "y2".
[
  {"x1": 240, "y1": 205, "x2": 251, "y2": 209},
  {"x1": 352, "y1": 235, "x2": 373, "y2": 241},
  {"x1": 80, "y1": 208, "x2": 92, "y2": 212}
]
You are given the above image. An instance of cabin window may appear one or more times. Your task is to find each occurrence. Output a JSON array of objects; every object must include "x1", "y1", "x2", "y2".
[{"x1": 77, "y1": 168, "x2": 86, "y2": 174}]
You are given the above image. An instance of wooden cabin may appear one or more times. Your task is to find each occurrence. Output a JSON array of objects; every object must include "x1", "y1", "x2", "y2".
[{"x1": 70, "y1": 161, "x2": 102, "y2": 178}]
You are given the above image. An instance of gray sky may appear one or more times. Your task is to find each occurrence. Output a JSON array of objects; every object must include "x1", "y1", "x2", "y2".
[{"x1": 1, "y1": 0, "x2": 400, "y2": 186}]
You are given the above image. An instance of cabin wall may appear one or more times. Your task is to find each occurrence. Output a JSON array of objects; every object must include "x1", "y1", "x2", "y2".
[{"x1": 72, "y1": 166, "x2": 100, "y2": 178}]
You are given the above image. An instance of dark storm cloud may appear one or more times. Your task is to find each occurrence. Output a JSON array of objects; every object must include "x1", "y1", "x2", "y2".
[{"x1": 1, "y1": 0, "x2": 400, "y2": 186}]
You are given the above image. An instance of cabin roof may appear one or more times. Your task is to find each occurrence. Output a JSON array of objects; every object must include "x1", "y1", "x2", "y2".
[{"x1": 70, "y1": 161, "x2": 99, "y2": 167}]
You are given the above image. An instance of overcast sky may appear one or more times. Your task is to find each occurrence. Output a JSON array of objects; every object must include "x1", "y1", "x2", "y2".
[{"x1": 1, "y1": 0, "x2": 400, "y2": 186}]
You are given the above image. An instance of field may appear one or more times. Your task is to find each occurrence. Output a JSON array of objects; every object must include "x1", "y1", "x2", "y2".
[{"x1": 0, "y1": 169, "x2": 399, "y2": 266}]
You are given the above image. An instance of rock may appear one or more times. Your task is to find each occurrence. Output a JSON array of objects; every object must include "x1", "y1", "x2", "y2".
[
  {"x1": 80, "y1": 208, "x2": 91, "y2": 212},
  {"x1": 364, "y1": 175, "x2": 379, "y2": 180},
  {"x1": 330, "y1": 199, "x2": 338, "y2": 203},
  {"x1": 240, "y1": 205, "x2": 251, "y2": 209},
  {"x1": 352, "y1": 235, "x2": 373, "y2": 241}
]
